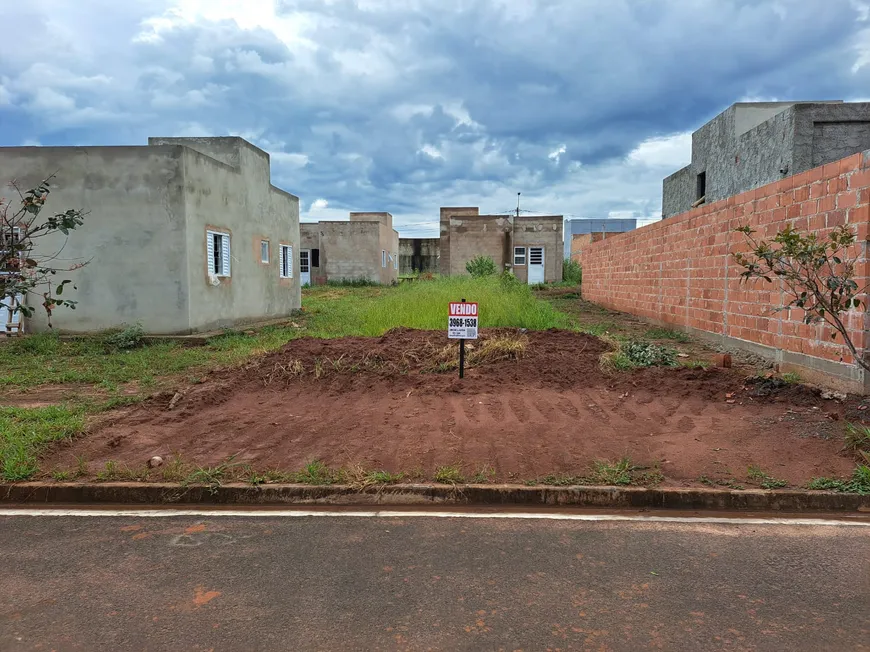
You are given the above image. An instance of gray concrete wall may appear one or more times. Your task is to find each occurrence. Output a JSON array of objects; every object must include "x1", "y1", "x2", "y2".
[
  {"x1": 318, "y1": 221, "x2": 381, "y2": 282},
  {"x1": 399, "y1": 238, "x2": 440, "y2": 275},
  {"x1": 448, "y1": 215, "x2": 511, "y2": 276},
  {"x1": 662, "y1": 165, "x2": 695, "y2": 218},
  {"x1": 663, "y1": 101, "x2": 870, "y2": 218},
  {"x1": 0, "y1": 146, "x2": 190, "y2": 333},
  {"x1": 180, "y1": 141, "x2": 300, "y2": 333},
  {"x1": 513, "y1": 216, "x2": 564, "y2": 283},
  {"x1": 439, "y1": 207, "x2": 478, "y2": 275},
  {"x1": 376, "y1": 222, "x2": 399, "y2": 285}
]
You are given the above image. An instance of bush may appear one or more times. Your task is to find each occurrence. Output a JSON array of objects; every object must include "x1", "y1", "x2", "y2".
[
  {"x1": 102, "y1": 323, "x2": 145, "y2": 350},
  {"x1": 622, "y1": 341, "x2": 678, "y2": 367},
  {"x1": 465, "y1": 255, "x2": 497, "y2": 278},
  {"x1": 562, "y1": 259, "x2": 582, "y2": 285}
]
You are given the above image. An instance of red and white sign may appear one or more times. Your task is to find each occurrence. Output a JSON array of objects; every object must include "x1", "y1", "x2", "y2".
[{"x1": 448, "y1": 302, "x2": 478, "y2": 339}]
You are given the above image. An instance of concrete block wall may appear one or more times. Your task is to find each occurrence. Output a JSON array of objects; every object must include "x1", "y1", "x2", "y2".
[
  {"x1": 448, "y1": 215, "x2": 512, "y2": 276},
  {"x1": 440, "y1": 207, "x2": 479, "y2": 276},
  {"x1": 399, "y1": 238, "x2": 440, "y2": 275},
  {"x1": 581, "y1": 150, "x2": 870, "y2": 393}
]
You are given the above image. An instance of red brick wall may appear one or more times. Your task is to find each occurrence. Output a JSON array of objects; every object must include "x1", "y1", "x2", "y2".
[{"x1": 581, "y1": 151, "x2": 870, "y2": 369}]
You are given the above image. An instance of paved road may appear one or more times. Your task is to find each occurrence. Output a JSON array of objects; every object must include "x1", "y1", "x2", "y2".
[{"x1": 1, "y1": 510, "x2": 869, "y2": 651}]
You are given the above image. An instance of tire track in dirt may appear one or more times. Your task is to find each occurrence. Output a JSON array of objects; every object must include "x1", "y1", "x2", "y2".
[{"x1": 507, "y1": 396, "x2": 531, "y2": 423}]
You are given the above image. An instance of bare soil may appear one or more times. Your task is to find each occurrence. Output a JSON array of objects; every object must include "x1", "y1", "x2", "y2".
[{"x1": 42, "y1": 329, "x2": 864, "y2": 486}]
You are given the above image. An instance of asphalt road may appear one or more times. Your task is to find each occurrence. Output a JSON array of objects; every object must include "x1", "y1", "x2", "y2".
[{"x1": 1, "y1": 510, "x2": 869, "y2": 651}]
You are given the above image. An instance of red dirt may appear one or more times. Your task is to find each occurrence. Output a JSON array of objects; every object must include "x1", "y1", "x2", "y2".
[{"x1": 42, "y1": 329, "x2": 864, "y2": 486}]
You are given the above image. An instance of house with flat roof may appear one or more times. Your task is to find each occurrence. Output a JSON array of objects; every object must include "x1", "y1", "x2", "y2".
[
  {"x1": 0, "y1": 136, "x2": 300, "y2": 334},
  {"x1": 663, "y1": 100, "x2": 870, "y2": 218}
]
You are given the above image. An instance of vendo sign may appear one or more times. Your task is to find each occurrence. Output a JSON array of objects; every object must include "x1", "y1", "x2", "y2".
[{"x1": 448, "y1": 301, "x2": 479, "y2": 340}]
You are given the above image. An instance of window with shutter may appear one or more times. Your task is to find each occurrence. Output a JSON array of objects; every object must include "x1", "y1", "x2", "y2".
[
  {"x1": 513, "y1": 247, "x2": 526, "y2": 266},
  {"x1": 280, "y1": 245, "x2": 293, "y2": 278},
  {"x1": 206, "y1": 230, "x2": 231, "y2": 277}
]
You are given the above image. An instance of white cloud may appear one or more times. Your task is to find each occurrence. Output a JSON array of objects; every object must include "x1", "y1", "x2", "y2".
[
  {"x1": 28, "y1": 88, "x2": 76, "y2": 112},
  {"x1": 271, "y1": 152, "x2": 310, "y2": 168},
  {"x1": 548, "y1": 144, "x2": 567, "y2": 163},
  {"x1": 627, "y1": 132, "x2": 692, "y2": 169},
  {"x1": 311, "y1": 198, "x2": 328, "y2": 210}
]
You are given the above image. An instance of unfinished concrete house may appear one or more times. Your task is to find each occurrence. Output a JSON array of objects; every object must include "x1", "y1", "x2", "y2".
[
  {"x1": 399, "y1": 238, "x2": 439, "y2": 276},
  {"x1": 565, "y1": 218, "x2": 637, "y2": 261},
  {"x1": 663, "y1": 100, "x2": 870, "y2": 218},
  {"x1": 439, "y1": 207, "x2": 563, "y2": 283},
  {"x1": 0, "y1": 136, "x2": 300, "y2": 334},
  {"x1": 300, "y1": 212, "x2": 399, "y2": 285}
]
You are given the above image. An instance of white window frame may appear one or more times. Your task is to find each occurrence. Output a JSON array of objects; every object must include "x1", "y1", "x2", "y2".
[
  {"x1": 280, "y1": 244, "x2": 293, "y2": 278},
  {"x1": 393, "y1": 252, "x2": 398, "y2": 270},
  {"x1": 260, "y1": 240, "x2": 270, "y2": 264},
  {"x1": 206, "y1": 230, "x2": 231, "y2": 277},
  {"x1": 382, "y1": 250, "x2": 387, "y2": 268},
  {"x1": 513, "y1": 246, "x2": 527, "y2": 266}
]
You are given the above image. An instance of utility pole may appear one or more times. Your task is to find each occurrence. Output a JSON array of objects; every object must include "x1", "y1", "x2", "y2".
[{"x1": 516, "y1": 192, "x2": 521, "y2": 218}]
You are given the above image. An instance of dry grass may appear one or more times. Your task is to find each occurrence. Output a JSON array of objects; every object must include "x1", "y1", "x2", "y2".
[{"x1": 423, "y1": 333, "x2": 528, "y2": 372}]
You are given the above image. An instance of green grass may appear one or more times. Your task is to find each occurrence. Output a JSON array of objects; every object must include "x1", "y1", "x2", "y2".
[
  {"x1": 807, "y1": 465, "x2": 870, "y2": 494},
  {"x1": 644, "y1": 327, "x2": 690, "y2": 343},
  {"x1": 433, "y1": 464, "x2": 465, "y2": 484},
  {"x1": 0, "y1": 405, "x2": 86, "y2": 481},
  {"x1": 303, "y1": 276, "x2": 571, "y2": 337},
  {"x1": 781, "y1": 372, "x2": 802, "y2": 384},
  {"x1": 747, "y1": 465, "x2": 789, "y2": 489}
]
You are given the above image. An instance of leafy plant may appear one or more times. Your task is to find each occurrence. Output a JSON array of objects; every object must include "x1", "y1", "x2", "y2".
[
  {"x1": 465, "y1": 255, "x2": 497, "y2": 278},
  {"x1": 102, "y1": 323, "x2": 145, "y2": 350},
  {"x1": 621, "y1": 341, "x2": 678, "y2": 367},
  {"x1": 747, "y1": 465, "x2": 788, "y2": 489},
  {"x1": 562, "y1": 259, "x2": 582, "y2": 285},
  {"x1": 733, "y1": 224, "x2": 869, "y2": 372},
  {"x1": 843, "y1": 422, "x2": 870, "y2": 458},
  {"x1": 1, "y1": 176, "x2": 88, "y2": 327},
  {"x1": 807, "y1": 465, "x2": 870, "y2": 494}
]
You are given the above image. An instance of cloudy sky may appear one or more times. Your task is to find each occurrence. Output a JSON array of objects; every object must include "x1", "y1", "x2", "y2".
[{"x1": 1, "y1": 0, "x2": 868, "y2": 236}]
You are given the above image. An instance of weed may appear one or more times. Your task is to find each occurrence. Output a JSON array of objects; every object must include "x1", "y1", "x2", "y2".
[
  {"x1": 471, "y1": 465, "x2": 496, "y2": 484},
  {"x1": 95, "y1": 460, "x2": 149, "y2": 482},
  {"x1": 313, "y1": 359, "x2": 324, "y2": 379},
  {"x1": 781, "y1": 372, "x2": 802, "y2": 384},
  {"x1": 184, "y1": 457, "x2": 237, "y2": 494},
  {"x1": 807, "y1": 465, "x2": 870, "y2": 494},
  {"x1": 0, "y1": 405, "x2": 86, "y2": 481},
  {"x1": 621, "y1": 341, "x2": 678, "y2": 367},
  {"x1": 747, "y1": 465, "x2": 789, "y2": 489},
  {"x1": 295, "y1": 460, "x2": 340, "y2": 485},
  {"x1": 325, "y1": 277, "x2": 379, "y2": 287},
  {"x1": 51, "y1": 469, "x2": 70, "y2": 481},
  {"x1": 645, "y1": 328, "x2": 690, "y2": 343},
  {"x1": 587, "y1": 458, "x2": 634, "y2": 485},
  {"x1": 243, "y1": 465, "x2": 268, "y2": 486},
  {"x1": 531, "y1": 473, "x2": 580, "y2": 486},
  {"x1": 160, "y1": 454, "x2": 188, "y2": 482},
  {"x1": 466, "y1": 255, "x2": 497, "y2": 278},
  {"x1": 698, "y1": 474, "x2": 745, "y2": 490},
  {"x1": 101, "y1": 323, "x2": 145, "y2": 350},
  {"x1": 74, "y1": 455, "x2": 88, "y2": 478},
  {"x1": 433, "y1": 464, "x2": 465, "y2": 484},
  {"x1": 574, "y1": 322, "x2": 615, "y2": 337},
  {"x1": 843, "y1": 422, "x2": 870, "y2": 456},
  {"x1": 366, "y1": 470, "x2": 405, "y2": 484},
  {"x1": 426, "y1": 334, "x2": 527, "y2": 372},
  {"x1": 562, "y1": 259, "x2": 582, "y2": 285}
]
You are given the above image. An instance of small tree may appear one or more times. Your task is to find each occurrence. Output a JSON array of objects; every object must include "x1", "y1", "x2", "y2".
[
  {"x1": 733, "y1": 223, "x2": 869, "y2": 372},
  {"x1": 465, "y1": 255, "x2": 497, "y2": 278},
  {"x1": 1, "y1": 176, "x2": 87, "y2": 328}
]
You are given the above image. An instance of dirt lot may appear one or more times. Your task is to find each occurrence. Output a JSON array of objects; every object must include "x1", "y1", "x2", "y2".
[{"x1": 43, "y1": 328, "x2": 863, "y2": 487}]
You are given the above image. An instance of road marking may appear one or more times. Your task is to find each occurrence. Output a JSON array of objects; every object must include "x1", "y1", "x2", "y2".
[{"x1": 0, "y1": 509, "x2": 868, "y2": 526}]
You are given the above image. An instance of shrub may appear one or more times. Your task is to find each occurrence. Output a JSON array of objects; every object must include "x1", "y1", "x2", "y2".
[
  {"x1": 102, "y1": 323, "x2": 145, "y2": 350},
  {"x1": 465, "y1": 255, "x2": 497, "y2": 278},
  {"x1": 622, "y1": 341, "x2": 678, "y2": 367},
  {"x1": 562, "y1": 259, "x2": 582, "y2": 285}
]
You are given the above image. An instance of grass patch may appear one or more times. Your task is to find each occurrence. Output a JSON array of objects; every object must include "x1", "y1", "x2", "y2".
[
  {"x1": 843, "y1": 422, "x2": 870, "y2": 458},
  {"x1": 781, "y1": 372, "x2": 802, "y2": 384},
  {"x1": 425, "y1": 333, "x2": 528, "y2": 372},
  {"x1": 747, "y1": 465, "x2": 789, "y2": 489},
  {"x1": 601, "y1": 339, "x2": 678, "y2": 371},
  {"x1": 698, "y1": 475, "x2": 746, "y2": 490},
  {"x1": 807, "y1": 465, "x2": 870, "y2": 494},
  {"x1": 471, "y1": 465, "x2": 496, "y2": 484},
  {"x1": 294, "y1": 460, "x2": 342, "y2": 485},
  {"x1": 0, "y1": 405, "x2": 86, "y2": 481},
  {"x1": 679, "y1": 359, "x2": 711, "y2": 369},
  {"x1": 433, "y1": 464, "x2": 465, "y2": 484},
  {"x1": 95, "y1": 460, "x2": 150, "y2": 482},
  {"x1": 526, "y1": 459, "x2": 663, "y2": 487},
  {"x1": 644, "y1": 327, "x2": 690, "y2": 343}
]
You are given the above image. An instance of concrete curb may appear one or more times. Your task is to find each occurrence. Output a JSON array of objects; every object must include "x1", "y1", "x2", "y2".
[{"x1": 2, "y1": 483, "x2": 869, "y2": 512}]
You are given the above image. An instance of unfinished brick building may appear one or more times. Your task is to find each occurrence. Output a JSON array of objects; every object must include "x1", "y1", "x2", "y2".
[{"x1": 439, "y1": 207, "x2": 563, "y2": 283}]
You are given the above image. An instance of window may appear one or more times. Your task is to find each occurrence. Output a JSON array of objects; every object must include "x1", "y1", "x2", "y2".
[
  {"x1": 311, "y1": 248, "x2": 320, "y2": 267},
  {"x1": 260, "y1": 240, "x2": 270, "y2": 263},
  {"x1": 513, "y1": 246, "x2": 527, "y2": 266},
  {"x1": 382, "y1": 250, "x2": 387, "y2": 268},
  {"x1": 394, "y1": 252, "x2": 398, "y2": 270},
  {"x1": 696, "y1": 171, "x2": 706, "y2": 202},
  {"x1": 1, "y1": 227, "x2": 23, "y2": 273},
  {"x1": 206, "y1": 230, "x2": 231, "y2": 277},
  {"x1": 280, "y1": 245, "x2": 293, "y2": 278}
]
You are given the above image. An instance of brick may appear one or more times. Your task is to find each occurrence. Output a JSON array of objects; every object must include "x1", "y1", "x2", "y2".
[
  {"x1": 793, "y1": 186, "x2": 810, "y2": 202},
  {"x1": 848, "y1": 169, "x2": 870, "y2": 190},
  {"x1": 839, "y1": 152, "x2": 863, "y2": 174},
  {"x1": 838, "y1": 192, "x2": 859, "y2": 210}
]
